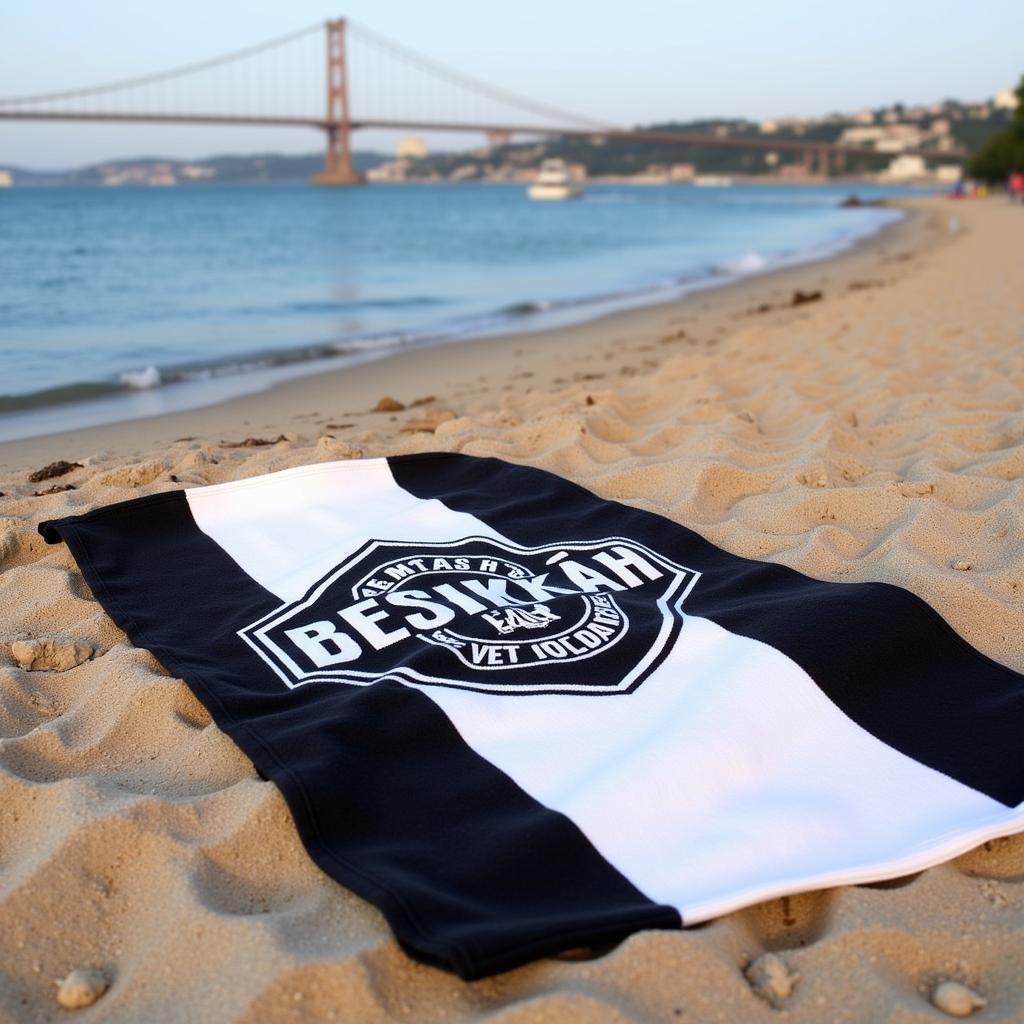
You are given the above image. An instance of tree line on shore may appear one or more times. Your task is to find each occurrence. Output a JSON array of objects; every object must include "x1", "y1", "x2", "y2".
[{"x1": 968, "y1": 76, "x2": 1024, "y2": 182}]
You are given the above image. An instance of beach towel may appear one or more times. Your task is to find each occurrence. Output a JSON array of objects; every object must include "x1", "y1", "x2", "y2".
[{"x1": 39, "y1": 452, "x2": 1024, "y2": 979}]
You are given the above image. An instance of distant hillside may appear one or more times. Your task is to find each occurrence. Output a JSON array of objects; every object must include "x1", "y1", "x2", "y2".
[
  {"x1": 399, "y1": 100, "x2": 1013, "y2": 181},
  {"x1": 1, "y1": 92, "x2": 1016, "y2": 186},
  {"x1": 2, "y1": 151, "x2": 386, "y2": 187}
]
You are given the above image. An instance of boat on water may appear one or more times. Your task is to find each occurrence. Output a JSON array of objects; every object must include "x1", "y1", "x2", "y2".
[
  {"x1": 693, "y1": 174, "x2": 734, "y2": 187},
  {"x1": 528, "y1": 159, "x2": 584, "y2": 201}
]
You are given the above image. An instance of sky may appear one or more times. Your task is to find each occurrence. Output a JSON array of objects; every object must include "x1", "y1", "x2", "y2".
[{"x1": 2, "y1": 0, "x2": 1021, "y2": 170}]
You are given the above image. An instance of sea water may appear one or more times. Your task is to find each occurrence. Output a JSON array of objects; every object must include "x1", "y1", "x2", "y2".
[{"x1": 0, "y1": 181, "x2": 926, "y2": 440}]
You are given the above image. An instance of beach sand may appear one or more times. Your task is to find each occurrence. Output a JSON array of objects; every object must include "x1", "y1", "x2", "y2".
[{"x1": 1, "y1": 195, "x2": 1022, "y2": 1021}]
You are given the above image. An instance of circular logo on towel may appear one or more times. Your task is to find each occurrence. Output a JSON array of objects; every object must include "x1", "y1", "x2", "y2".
[{"x1": 240, "y1": 536, "x2": 699, "y2": 695}]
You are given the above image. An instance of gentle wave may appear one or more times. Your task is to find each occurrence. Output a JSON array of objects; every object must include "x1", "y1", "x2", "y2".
[
  {"x1": 714, "y1": 250, "x2": 769, "y2": 275},
  {"x1": 120, "y1": 366, "x2": 162, "y2": 390},
  {"x1": 0, "y1": 381, "x2": 124, "y2": 414},
  {"x1": 277, "y1": 296, "x2": 446, "y2": 316},
  {"x1": 0, "y1": 193, "x2": 905, "y2": 420},
  {"x1": 500, "y1": 300, "x2": 552, "y2": 316}
]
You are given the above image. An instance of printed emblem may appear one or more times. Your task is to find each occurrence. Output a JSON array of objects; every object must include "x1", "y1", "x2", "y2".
[{"x1": 240, "y1": 536, "x2": 699, "y2": 695}]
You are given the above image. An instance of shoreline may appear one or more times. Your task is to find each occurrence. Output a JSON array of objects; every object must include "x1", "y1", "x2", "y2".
[
  {"x1": 0, "y1": 198, "x2": 931, "y2": 471},
  {"x1": 0, "y1": 192, "x2": 905, "y2": 447}
]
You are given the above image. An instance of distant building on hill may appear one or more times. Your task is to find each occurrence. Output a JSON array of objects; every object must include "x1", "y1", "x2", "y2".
[
  {"x1": 875, "y1": 124, "x2": 926, "y2": 152},
  {"x1": 449, "y1": 164, "x2": 479, "y2": 181},
  {"x1": 880, "y1": 154, "x2": 927, "y2": 181},
  {"x1": 994, "y1": 86, "x2": 1019, "y2": 110},
  {"x1": 101, "y1": 162, "x2": 177, "y2": 186},
  {"x1": 147, "y1": 165, "x2": 177, "y2": 186},
  {"x1": 839, "y1": 126, "x2": 886, "y2": 146},
  {"x1": 397, "y1": 136, "x2": 427, "y2": 159},
  {"x1": 778, "y1": 162, "x2": 811, "y2": 180},
  {"x1": 634, "y1": 164, "x2": 669, "y2": 184},
  {"x1": 366, "y1": 161, "x2": 407, "y2": 182},
  {"x1": 366, "y1": 140, "x2": 429, "y2": 182},
  {"x1": 485, "y1": 130, "x2": 512, "y2": 150},
  {"x1": 180, "y1": 164, "x2": 216, "y2": 180}
]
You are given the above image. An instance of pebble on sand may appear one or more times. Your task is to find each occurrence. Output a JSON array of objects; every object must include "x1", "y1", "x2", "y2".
[
  {"x1": 953, "y1": 561, "x2": 974, "y2": 571},
  {"x1": 931, "y1": 980, "x2": 987, "y2": 1017},
  {"x1": 373, "y1": 396, "x2": 405, "y2": 412},
  {"x1": 744, "y1": 952, "x2": 799, "y2": 1006},
  {"x1": 33, "y1": 484, "x2": 76, "y2": 497},
  {"x1": 56, "y1": 968, "x2": 108, "y2": 1010},
  {"x1": 400, "y1": 408, "x2": 456, "y2": 434},
  {"x1": 896, "y1": 481, "x2": 935, "y2": 497},
  {"x1": 27, "y1": 460, "x2": 82, "y2": 483},
  {"x1": 219, "y1": 435, "x2": 288, "y2": 449},
  {"x1": 11, "y1": 638, "x2": 94, "y2": 672}
]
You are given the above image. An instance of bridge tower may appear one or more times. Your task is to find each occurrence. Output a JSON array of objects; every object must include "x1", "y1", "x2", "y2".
[{"x1": 313, "y1": 18, "x2": 363, "y2": 185}]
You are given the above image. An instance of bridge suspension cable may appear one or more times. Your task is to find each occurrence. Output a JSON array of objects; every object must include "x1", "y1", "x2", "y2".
[
  {"x1": 0, "y1": 22, "x2": 323, "y2": 108},
  {"x1": 345, "y1": 20, "x2": 614, "y2": 132},
  {"x1": 0, "y1": 16, "x2": 963, "y2": 184},
  {"x1": 0, "y1": 17, "x2": 614, "y2": 133}
]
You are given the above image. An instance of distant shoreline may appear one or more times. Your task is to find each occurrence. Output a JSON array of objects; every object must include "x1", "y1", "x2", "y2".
[
  {"x1": 0, "y1": 190, "x2": 906, "y2": 447},
  {"x1": 3, "y1": 175, "x2": 938, "y2": 189},
  {"x1": 0, "y1": 196, "x2": 934, "y2": 470}
]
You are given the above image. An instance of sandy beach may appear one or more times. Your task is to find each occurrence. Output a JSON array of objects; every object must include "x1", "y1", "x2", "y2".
[{"x1": 1, "y1": 194, "x2": 1022, "y2": 1021}]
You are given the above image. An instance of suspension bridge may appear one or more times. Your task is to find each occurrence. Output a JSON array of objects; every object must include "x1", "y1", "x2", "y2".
[{"x1": 0, "y1": 19, "x2": 965, "y2": 183}]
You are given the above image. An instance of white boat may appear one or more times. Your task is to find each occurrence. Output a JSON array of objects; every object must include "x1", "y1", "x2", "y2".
[
  {"x1": 528, "y1": 159, "x2": 584, "y2": 200},
  {"x1": 693, "y1": 174, "x2": 734, "y2": 187}
]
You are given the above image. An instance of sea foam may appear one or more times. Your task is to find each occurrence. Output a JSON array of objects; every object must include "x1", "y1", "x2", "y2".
[
  {"x1": 119, "y1": 366, "x2": 162, "y2": 390},
  {"x1": 715, "y1": 251, "x2": 769, "y2": 275}
]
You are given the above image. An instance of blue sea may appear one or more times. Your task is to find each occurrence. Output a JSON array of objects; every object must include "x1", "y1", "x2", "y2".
[{"x1": 0, "y1": 181, "x2": 926, "y2": 440}]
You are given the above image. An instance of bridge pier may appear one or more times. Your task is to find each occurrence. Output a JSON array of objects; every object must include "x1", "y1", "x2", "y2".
[
  {"x1": 802, "y1": 146, "x2": 834, "y2": 179},
  {"x1": 315, "y1": 125, "x2": 363, "y2": 185},
  {"x1": 312, "y1": 19, "x2": 363, "y2": 186}
]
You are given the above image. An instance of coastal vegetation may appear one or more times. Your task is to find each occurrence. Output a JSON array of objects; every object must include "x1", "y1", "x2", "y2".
[{"x1": 968, "y1": 76, "x2": 1024, "y2": 181}]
